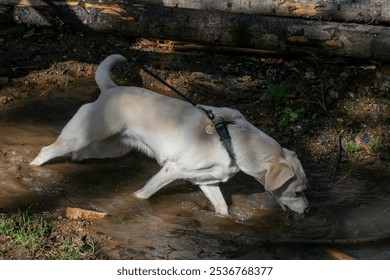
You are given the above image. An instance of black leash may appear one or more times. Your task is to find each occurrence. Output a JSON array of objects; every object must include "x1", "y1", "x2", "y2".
[{"x1": 41, "y1": 0, "x2": 236, "y2": 160}]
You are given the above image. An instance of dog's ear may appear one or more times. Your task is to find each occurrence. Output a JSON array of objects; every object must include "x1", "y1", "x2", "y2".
[{"x1": 264, "y1": 162, "x2": 295, "y2": 192}]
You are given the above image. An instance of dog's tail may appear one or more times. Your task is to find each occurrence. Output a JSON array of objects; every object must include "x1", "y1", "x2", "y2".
[{"x1": 95, "y1": 54, "x2": 127, "y2": 91}]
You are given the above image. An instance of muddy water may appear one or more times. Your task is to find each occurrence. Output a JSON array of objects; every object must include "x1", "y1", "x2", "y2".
[{"x1": 1, "y1": 78, "x2": 390, "y2": 259}]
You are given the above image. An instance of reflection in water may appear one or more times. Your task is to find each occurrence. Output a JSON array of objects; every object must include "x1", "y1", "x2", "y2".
[{"x1": 1, "y1": 78, "x2": 389, "y2": 259}]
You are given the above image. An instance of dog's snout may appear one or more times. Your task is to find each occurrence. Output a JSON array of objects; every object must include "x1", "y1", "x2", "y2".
[{"x1": 291, "y1": 206, "x2": 310, "y2": 220}]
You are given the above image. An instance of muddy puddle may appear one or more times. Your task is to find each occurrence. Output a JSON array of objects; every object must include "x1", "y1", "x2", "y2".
[{"x1": 1, "y1": 78, "x2": 390, "y2": 260}]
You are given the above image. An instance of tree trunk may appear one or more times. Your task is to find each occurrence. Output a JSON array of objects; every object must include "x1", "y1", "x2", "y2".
[{"x1": 2, "y1": 0, "x2": 390, "y2": 61}]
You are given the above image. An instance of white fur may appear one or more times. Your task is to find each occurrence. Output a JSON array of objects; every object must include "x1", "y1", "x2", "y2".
[{"x1": 30, "y1": 54, "x2": 309, "y2": 216}]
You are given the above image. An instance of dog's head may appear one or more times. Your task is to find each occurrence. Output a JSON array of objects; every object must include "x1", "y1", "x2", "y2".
[{"x1": 260, "y1": 149, "x2": 309, "y2": 216}]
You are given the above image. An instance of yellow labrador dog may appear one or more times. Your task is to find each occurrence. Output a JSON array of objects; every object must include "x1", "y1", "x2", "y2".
[{"x1": 30, "y1": 54, "x2": 309, "y2": 217}]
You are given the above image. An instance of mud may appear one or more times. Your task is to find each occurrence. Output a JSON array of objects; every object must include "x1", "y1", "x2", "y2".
[{"x1": 1, "y1": 23, "x2": 390, "y2": 259}]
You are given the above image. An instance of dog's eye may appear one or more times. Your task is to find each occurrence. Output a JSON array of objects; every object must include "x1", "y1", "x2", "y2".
[{"x1": 295, "y1": 191, "x2": 303, "y2": 197}]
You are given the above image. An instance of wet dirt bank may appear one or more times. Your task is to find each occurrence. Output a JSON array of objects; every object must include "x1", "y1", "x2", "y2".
[{"x1": 1, "y1": 23, "x2": 390, "y2": 259}]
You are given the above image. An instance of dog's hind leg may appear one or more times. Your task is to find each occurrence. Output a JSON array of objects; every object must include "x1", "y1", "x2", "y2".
[
  {"x1": 72, "y1": 135, "x2": 131, "y2": 161},
  {"x1": 199, "y1": 185, "x2": 229, "y2": 216},
  {"x1": 133, "y1": 162, "x2": 180, "y2": 199},
  {"x1": 30, "y1": 138, "x2": 75, "y2": 166},
  {"x1": 30, "y1": 103, "x2": 115, "y2": 166}
]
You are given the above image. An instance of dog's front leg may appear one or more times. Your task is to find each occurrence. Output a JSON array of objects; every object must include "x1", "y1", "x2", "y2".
[
  {"x1": 133, "y1": 162, "x2": 180, "y2": 199},
  {"x1": 199, "y1": 185, "x2": 229, "y2": 216}
]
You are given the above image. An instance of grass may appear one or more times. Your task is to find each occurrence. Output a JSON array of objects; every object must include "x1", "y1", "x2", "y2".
[
  {"x1": 369, "y1": 142, "x2": 380, "y2": 153},
  {"x1": 0, "y1": 211, "x2": 93, "y2": 259},
  {"x1": 116, "y1": 214, "x2": 126, "y2": 224},
  {"x1": 48, "y1": 236, "x2": 82, "y2": 260},
  {"x1": 368, "y1": 138, "x2": 381, "y2": 154},
  {"x1": 344, "y1": 141, "x2": 361, "y2": 155},
  {"x1": 265, "y1": 81, "x2": 307, "y2": 125},
  {"x1": 64, "y1": 73, "x2": 71, "y2": 87},
  {"x1": 268, "y1": 81, "x2": 294, "y2": 105},
  {"x1": 0, "y1": 211, "x2": 48, "y2": 252},
  {"x1": 179, "y1": 69, "x2": 191, "y2": 76},
  {"x1": 280, "y1": 107, "x2": 304, "y2": 125},
  {"x1": 333, "y1": 80, "x2": 348, "y2": 94},
  {"x1": 345, "y1": 106, "x2": 354, "y2": 116}
]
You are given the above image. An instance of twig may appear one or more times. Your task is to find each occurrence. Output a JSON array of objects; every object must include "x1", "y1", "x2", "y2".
[
  {"x1": 333, "y1": 129, "x2": 345, "y2": 173},
  {"x1": 312, "y1": 58, "x2": 345, "y2": 174},
  {"x1": 262, "y1": 233, "x2": 390, "y2": 246},
  {"x1": 39, "y1": 87, "x2": 53, "y2": 96},
  {"x1": 332, "y1": 168, "x2": 352, "y2": 186},
  {"x1": 186, "y1": 81, "x2": 218, "y2": 96},
  {"x1": 166, "y1": 244, "x2": 177, "y2": 258}
]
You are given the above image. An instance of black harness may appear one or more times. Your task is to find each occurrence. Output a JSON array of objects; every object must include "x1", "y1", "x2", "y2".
[
  {"x1": 41, "y1": 0, "x2": 236, "y2": 161},
  {"x1": 197, "y1": 106, "x2": 236, "y2": 160}
]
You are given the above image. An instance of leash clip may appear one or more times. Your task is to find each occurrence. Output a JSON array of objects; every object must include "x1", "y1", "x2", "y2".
[{"x1": 196, "y1": 105, "x2": 215, "y2": 121}]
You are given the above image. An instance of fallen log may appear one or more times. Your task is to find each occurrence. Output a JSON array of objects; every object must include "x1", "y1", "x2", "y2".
[
  {"x1": 5, "y1": 0, "x2": 390, "y2": 24},
  {"x1": 141, "y1": 0, "x2": 390, "y2": 24},
  {"x1": 2, "y1": 0, "x2": 390, "y2": 61}
]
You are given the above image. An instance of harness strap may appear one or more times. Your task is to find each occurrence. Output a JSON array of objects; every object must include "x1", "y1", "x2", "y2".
[{"x1": 215, "y1": 121, "x2": 236, "y2": 160}]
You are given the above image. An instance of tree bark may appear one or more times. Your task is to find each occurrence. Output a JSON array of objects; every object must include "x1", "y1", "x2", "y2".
[{"x1": 2, "y1": 0, "x2": 390, "y2": 61}]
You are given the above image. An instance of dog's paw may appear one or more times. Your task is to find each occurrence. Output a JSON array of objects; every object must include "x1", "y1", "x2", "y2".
[
  {"x1": 131, "y1": 191, "x2": 147, "y2": 200},
  {"x1": 29, "y1": 158, "x2": 43, "y2": 166},
  {"x1": 214, "y1": 207, "x2": 230, "y2": 217},
  {"x1": 71, "y1": 151, "x2": 83, "y2": 162}
]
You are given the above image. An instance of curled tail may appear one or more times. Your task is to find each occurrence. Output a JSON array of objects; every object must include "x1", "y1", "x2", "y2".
[{"x1": 95, "y1": 54, "x2": 127, "y2": 91}]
